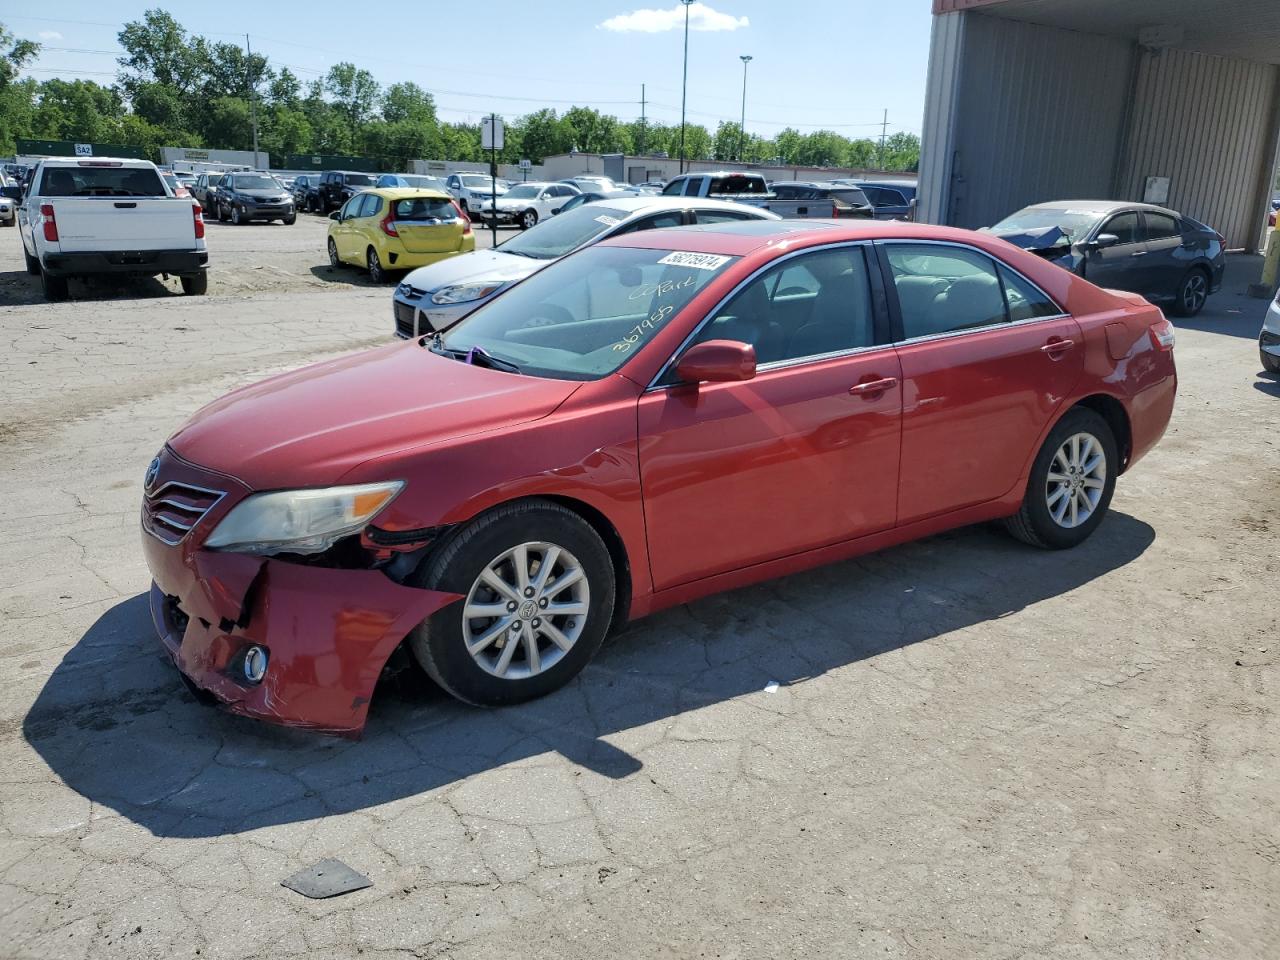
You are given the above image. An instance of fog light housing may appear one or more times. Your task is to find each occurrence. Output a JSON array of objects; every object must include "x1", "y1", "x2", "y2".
[{"x1": 242, "y1": 645, "x2": 268, "y2": 684}]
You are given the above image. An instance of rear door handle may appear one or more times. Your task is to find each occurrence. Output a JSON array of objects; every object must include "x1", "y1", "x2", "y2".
[
  {"x1": 1040, "y1": 338, "x2": 1074, "y2": 355},
  {"x1": 1130, "y1": 250, "x2": 1147, "y2": 257},
  {"x1": 849, "y1": 376, "x2": 898, "y2": 396}
]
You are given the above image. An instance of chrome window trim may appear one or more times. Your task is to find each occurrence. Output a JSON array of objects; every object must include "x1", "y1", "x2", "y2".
[
  {"x1": 645, "y1": 240, "x2": 880, "y2": 391},
  {"x1": 877, "y1": 238, "x2": 1070, "y2": 345}
]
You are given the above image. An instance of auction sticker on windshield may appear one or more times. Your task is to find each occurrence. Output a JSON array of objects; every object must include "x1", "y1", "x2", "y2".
[
  {"x1": 657, "y1": 252, "x2": 732, "y2": 270},
  {"x1": 594, "y1": 215, "x2": 620, "y2": 226}
]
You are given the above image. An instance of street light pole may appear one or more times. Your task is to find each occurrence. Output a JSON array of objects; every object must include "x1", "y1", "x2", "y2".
[
  {"x1": 738, "y1": 55, "x2": 752, "y2": 163},
  {"x1": 678, "y1": 0, "x2": 694, "y2": 174}
]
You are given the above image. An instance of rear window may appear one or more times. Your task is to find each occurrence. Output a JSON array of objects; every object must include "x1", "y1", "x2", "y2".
[
  {"x1": 394, "y1": 197, "x2": 458, "y2": 220},
  {"x1": 709, "y1": 174, "x2": 768, "y2": 195},
  {"x1": 828, "y1": 187, "x2": 869, "y2": 206},
  {"x1": 345, "y1": 173, "x2": 375, "y2": 186},
  {"x1": 40, "y1": 164, "x2": 166, "y2": 198}
]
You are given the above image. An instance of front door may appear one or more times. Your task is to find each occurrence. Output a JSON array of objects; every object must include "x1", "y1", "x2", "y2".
[
  {"x1": 1082, "y1": 210, "x2": 1146, "y2": 294},
  {"x1": 880, "y1": 241, "x2": 1084, "y2": 524},
  {"x1": 638, "y1": 244, "x2": 902, "y2": 590}
]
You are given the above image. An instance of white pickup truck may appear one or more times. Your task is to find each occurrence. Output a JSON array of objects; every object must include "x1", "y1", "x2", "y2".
[
  {"x1": 659, "y1": 171, "x2": 837, "y2": 219},
  {"x1": 18, "y1": 157, "x2": 208, "y2": 302}
]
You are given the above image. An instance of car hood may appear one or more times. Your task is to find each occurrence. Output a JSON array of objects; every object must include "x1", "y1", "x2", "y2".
[
  {"x1": 236, "y1": 188, "x2": 291, "y2": 201},
  {"x1": 169, "y1": 341, "x2": 581, "y2": 489},
  {"x1": 401, "y1": 248, "x2": 541, "y2": 293}
]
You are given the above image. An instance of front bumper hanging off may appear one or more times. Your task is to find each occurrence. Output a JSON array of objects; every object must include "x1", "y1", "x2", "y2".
[{"x1": 144, "y1": 538, "x2": 460, "y2": 736}]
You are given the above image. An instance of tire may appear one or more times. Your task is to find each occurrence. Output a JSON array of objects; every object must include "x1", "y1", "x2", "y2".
[
  {"x1": 520, "y1": 209, "x2": 538, "y2": 231},
  {"x1": 217, "y1": 204, "x2": 229, "y2": 223},
  {"x1": 283, "y1": 213, "x2": 297, "y2": 225},
  {"x1": 40, "y1": 268, "x2": 69, "y2": 303},
  {"x1": 1170, "y1": 267, "x2": 1209, "y2": 317},
  {"x1": 1003, "y1": 406, "x2": 1118, "y2": 550},
  {"x1": 180, "y1": 273, "x2": 207, "y2": 296},
  {"x1": 328, "y1": 237, "x2": 342, "y2": 268},
  {"x1": 367, "y1": 247, "x2": 386, "y2": 283},
  {"x1": 408, "y1": 500, "x2": 616, "y2": 706},
  {"x1": 231, "y1": 205, "x2": 244, "y2": 225},
  {"x1": 1262, "y1": 345, "x2": 1280, "y2": 375},
  {"x1": 24, "y1": 247, "x2": 40, "y2": 276}
]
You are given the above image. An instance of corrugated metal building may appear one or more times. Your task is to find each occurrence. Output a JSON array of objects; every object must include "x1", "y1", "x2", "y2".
[{"x1": 918, "y1": 0, "x2": 1280, "y2": 250}]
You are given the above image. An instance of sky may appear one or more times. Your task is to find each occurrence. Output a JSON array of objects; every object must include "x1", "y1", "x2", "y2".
[{"x1": 8, "y1": 2, "x2": 935, "y2": 140}]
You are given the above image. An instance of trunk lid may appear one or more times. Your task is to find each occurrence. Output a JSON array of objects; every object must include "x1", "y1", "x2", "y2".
[
  {"x1": 51, "y1": 198, "x2": 197, "y2": 251},
  {"x1": 391, "y1": 196, "x2": 468, "y2": 254}
]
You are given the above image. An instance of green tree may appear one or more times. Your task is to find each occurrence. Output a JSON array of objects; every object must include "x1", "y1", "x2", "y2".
[
  {"x1": 711, "y1": 119, "x2": 742, "y2": 162},
  {"x1": 117, "y1": 9, "x2": 206, "y2": 98},
  {"x1": 325, "y1": 62, "x2": 379, "y2": 137},
  {"x1": 0, "y1": 21, "x2": 39, "y2": 90},
  {"x1": 268, "y1": 68, "x2": 301, "y2": 108}
]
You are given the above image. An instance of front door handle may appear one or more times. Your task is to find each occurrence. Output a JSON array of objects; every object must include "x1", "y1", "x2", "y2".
[
  {"x1": 1130, "y1": 250, "x2": 1148, "y2": 257},
  {"x1": 849, "y1": 376, "x2": 898, "y2": 397}
]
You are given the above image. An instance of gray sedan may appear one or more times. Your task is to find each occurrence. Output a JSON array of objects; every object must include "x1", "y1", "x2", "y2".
[
  {"x1": 392, "y1": 197, "x2": 779, "y2": 338},
  {"x1": 986, "y1": 200, "x2": 1225, "y2": 317}
]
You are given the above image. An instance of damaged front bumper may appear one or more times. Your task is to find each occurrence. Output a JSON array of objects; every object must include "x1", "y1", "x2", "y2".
[{"x1": 141, "y1": 454, "x2": 460, "y2": 736}]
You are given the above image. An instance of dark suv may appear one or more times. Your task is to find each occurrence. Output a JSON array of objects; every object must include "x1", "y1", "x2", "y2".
[
  {"x1": 191, "y1": 172, "x2": 227, "y2": 214},
  {"x1": 770, "y1": 181, "x2": 874, "y2": 218},
  {"x1": 317, "y1": 171, "x2": 377, "y2": 213},
  {"x1": 292, "y1": 174, "x2": 325, "y2": 213}
]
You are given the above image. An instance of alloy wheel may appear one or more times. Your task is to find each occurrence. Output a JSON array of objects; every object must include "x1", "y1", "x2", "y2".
[
  {"x1": 328, "y1": 238, "x2": 340, "y2": 267},
  {"x1": 1182, "y1": 273, "x2": 1207, "y2": 314},
  {"x1": 368, "y1": 249, "x2": 384, "y2": 283},
  {"x1": 522, "y1": 210, "x2": 537, "y2": 230},
  {"x1": 461, "y1": 541, "x2": 589, "y2": 680},
  {"x1": 1045, "y1": 432, "x2": 1106, "y2": 528}
]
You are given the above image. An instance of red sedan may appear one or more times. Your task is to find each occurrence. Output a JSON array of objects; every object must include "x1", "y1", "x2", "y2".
[{"x1": 142, "y1": 220, "x2": 1177, "y2": 735}]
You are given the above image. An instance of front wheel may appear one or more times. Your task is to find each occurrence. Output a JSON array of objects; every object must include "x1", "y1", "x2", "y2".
[
  {"x1": 409, "y1": 500, "x2": 615, "y2": 706},
  {"x1": 328, "y1": 237, "x2": 342, "y2": 268},
  {"x1": 231, "y1": 205, "x2": 244, "y2": 225},
  {"x1": 1262, "y1": 345, "x2": 1280, "y2": 375},
  {"x1": 1003, "y1": 407, "x2": 1117, "y2": 550},
  {"x1": 367, "y1": 247, "x2": 387, "y2": 283},
  {"x1": 520, "y1": 209, "x2": 538, "y2": 230},
  {"x1": 283, "y1": 213, "x2": 297, "y2": 225},
  {"x1": 1170, "y1": 268, "x2": 1208, "y2": 317}
]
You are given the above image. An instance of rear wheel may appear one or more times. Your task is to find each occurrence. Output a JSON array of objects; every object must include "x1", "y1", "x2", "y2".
[
  {"x1": 408, "y1": 500, "x2": 615, "y2": 706},
  {"x1": 217, "y1": 204, "x2": 229, "y2": 223},
  {"x1": 24, "y1": 247, "x2": 40, "y2": 275},
  {"x1": 367, "y1": 247, "x2": 386, "y2": 283},
  {"x1": 40, "y1": 268, "x2": 68, "y2": 302},
  {"x1": 520, "y1": 209, "x2": 538, "y2": 230},
  {"x1": 1170, "y1": 268, "x2": 1209, "y2": 317},
  {"x1": 1003, "y1": 407, "x2": 1117, "y2": 550},
  {"x1": 180, "y1": 273, "x2": 207, "y2": 296},
  {"x1": 328, "y1": 237, "x2": 342, "y2": 268}
]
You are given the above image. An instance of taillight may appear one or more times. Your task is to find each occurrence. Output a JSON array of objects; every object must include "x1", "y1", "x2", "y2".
[
  {"x1": 192, "y1": 202, "x2": 205, "y2": 240},
  {"x1": 380, "y1": 211, "x2": 398, "y2": 237},
  {"x1": 1149, "y1": 316, "x2": 1175, "y2": 351},
  {"x1": 40, "y1": 203, "x2": 58, "y2": 242},
  {"x1": 452, "y1": 200, "x2": 471, "y2": 234}
]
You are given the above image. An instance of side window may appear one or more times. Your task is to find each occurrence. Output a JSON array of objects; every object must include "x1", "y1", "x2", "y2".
[
  {"x1": 678, "y1": 246, "x2": 875, "y2": 370},
  {"x1": 694, "y1": 208, "x2": 756, "y2": 224},
  {"x1": 1144, "y1": 212, "x2": 1181, "y2": 240},
  {"x1": 683, "y1": 177, "x2": 703, "y2": 196},
  {"x1": 662, "y1": 178, "x2": 684, "y2": 196},
  {"x1": 878, "y1": 189, "x2": 906, "y2": 206},
  {"x1": 772, "y1": 184, "x2": 796, "y2": 199},
  {"x1": 616, "y1": 211, "x2": 686, "y2": 234},
  {"x1": 997, "y1": 264, "x2": 1062, "y2": 323},
  {"x1": 1102, "y1": 212, "x2": 1142, "y2": 245},
  {"x1": 358, "y1": 194, "x2": 380, "y2": 218},
  {"x1": 885, "y1": 243, "x2": 1006, "y2": 339},
  {"x1": 339, "y1": 196, "x2": 360, "y2": 219}
]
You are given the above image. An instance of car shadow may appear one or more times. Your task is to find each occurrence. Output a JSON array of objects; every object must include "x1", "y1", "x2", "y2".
[
  {"x1": 24, "y1": 512, "x2": 1155, "y2": 839},
  {"x1": 307, "y1": 264, "x2": 397, "y2": 288},
  {"x1": 1252, "y1": 373, "x2": 1280, "y2": 396},
  {"x1": 0, "y1": 269, "x2": 179, "y2": 306}
]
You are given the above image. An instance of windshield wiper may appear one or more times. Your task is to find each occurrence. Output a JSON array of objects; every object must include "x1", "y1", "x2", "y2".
[{"x1": 424, "y1": 338, "x2": 521, "y2": 373}]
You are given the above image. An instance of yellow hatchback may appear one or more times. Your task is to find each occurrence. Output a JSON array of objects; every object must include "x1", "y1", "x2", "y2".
[{"x1": 326, "y1": 188, "x2": 475, "y2": 282}]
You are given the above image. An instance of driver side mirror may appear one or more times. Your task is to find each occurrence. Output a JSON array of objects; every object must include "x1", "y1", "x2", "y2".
[
  {"x1": 1084, "y1": 233, "x2": 1119, "y2": 251},
  {"x1": 674, "y1": 340, "x2": 757, "y2": 384},
  {"x1": 329, "y1": 211, "x2": 341, "y2": 221}
]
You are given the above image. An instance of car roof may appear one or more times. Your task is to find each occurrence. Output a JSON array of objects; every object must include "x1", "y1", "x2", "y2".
[
  {"x1": 1022, "y1": 199, "x2": 1179, "y2": 217},
  {"x1": 369, "y1": 187, "x2": 453, "y2": 199},
  {"x1": 598, "y1": 218, "x2": 995, "y2": 256},
  {"x1": 38, "y1": 157, "x2": 156, "y2": 168}
]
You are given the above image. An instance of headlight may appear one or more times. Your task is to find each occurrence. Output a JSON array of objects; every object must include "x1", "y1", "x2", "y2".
[
  {"x1": 431, "y1": 281, "x2": 505, "y2": 304},
  {"x1": 203, "y1": 481, "x2": 404, "y2": 555}
]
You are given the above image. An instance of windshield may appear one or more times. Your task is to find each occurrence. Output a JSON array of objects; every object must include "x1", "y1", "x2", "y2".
[
  {"x1": 341, "y1": 173, "x2": 372, "y2": 186},
  {"x1": 231, "y1": 174, "x2": 280, "y2": 190},
  {"x1": 437, "y1": 245, "x2": 737, "y2": 380},
  {"x1": 989, "y1": 208, "x2": 1102, "y2": 244},
  {"x1": 400, "y1": 175, "x2": 440, "y2": 189},
  {"x1": 460, "y1": 175, "x2": 498, "y2": 188},
  {"x1": 503, "y1": 184, "x2": 542, "y2": 199},
  {"x1": 498, "y1": 204, "x2": 629, "y2": 260},
  {"x1": 39, "y1": 164, "x2": 166, "y2": 197}
]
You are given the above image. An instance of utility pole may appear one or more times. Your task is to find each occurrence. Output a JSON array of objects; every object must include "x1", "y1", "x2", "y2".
[
  {"x1": 639, "y1": 83, "x2": 647, "y2": 156},
  {"x1": 878, "y1": 109, "x2": 889, "y2": 170},
  {"x1": 678, "y1": 0, "x2": 694, "y2": 173},
  {"x1": 246, "y1": 34, "x2": 260, "y2": 168},
  {"x1": 738, "y1": 55, "x2": 753, "y2": 163}
]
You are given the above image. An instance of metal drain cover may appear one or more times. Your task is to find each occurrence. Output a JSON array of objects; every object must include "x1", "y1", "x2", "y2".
[{"x1": 281, "y1": 859, "x2": 372, "y2": 899}]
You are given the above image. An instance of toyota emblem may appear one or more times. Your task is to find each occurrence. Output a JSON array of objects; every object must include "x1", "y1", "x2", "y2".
[{"x1": 144, "y1": 456, "x2": 161, "y2": 493}]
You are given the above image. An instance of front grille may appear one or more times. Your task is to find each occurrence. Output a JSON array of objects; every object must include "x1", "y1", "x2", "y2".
[
  {"x1": 142, "y1": 481, "x2": 226, "y2": 546},
  {"x1": 394, "y1": 300, "x2": 417, "y2": 338},
  {"x1": 397, "y1": 283, "x2": 426, "y2": 301}
]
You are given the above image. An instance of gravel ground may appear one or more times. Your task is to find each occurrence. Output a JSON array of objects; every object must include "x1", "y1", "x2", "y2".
[
  {"x1": 0, "y1": 212, "x2": 502, "y2": 306},
  {"x1": 0, "y1": 228, "x2": 1276, "y2": 960}
]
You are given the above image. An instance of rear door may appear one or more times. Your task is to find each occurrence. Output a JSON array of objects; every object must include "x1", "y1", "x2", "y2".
[
  {"x1": 637, "y1": 243, "x2": 902, "y2": 589},
  {"x1": 394, "y1": 195, "x2": 466, "y2": 253},
  {"x1": 1140, "y1": 211, "x2": 1186, "y2": 299},
  {"x1": 881, "y1": 241, "x2": 1082, "y2": 523},
  {"x1": 1082, "y1": 210, "x2": 1146, "y2": 294}
]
